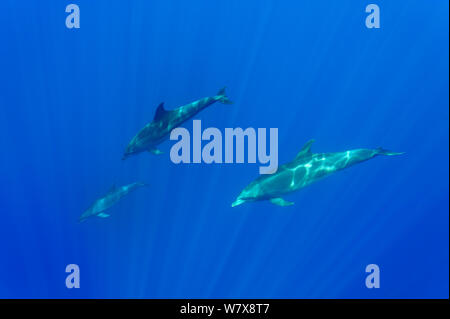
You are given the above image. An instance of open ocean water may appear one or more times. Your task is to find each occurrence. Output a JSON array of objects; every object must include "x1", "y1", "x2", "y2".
[{"x1": 0, "y1": 0, "x2": 448, "y2": 298}]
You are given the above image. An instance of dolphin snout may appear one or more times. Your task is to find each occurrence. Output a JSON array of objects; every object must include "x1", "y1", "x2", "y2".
[
  {"x1": 231, "y1": 199, "x2": 245, "y2": 207},
  {"x1": 122, "y1": 149, "x2": 133, "y2": 160},
  {"x1": 232, "y1": 194, "x2": 249, "y2": 207}
]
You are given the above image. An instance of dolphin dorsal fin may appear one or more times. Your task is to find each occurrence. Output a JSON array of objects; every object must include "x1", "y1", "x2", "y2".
[
  {"x1": 296, "y1": 139, "x2": 315, "y2": 159},
  {"x1": 153, "y1": 102, "x2": 167, "y2": 121}
]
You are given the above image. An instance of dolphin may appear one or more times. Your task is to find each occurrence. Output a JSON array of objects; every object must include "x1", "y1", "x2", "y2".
[
  {"x1": 232, "y1": 140, "x2": 404, "y2": 207},
  {"x1": 123, "y1": 87, "x2": 233, "y2": 159},
  {"x1": 79, "y1": 182, "x2": 147, "y2": 222}
]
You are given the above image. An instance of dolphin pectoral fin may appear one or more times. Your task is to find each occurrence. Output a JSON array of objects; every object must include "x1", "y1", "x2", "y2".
[
  {"x1": 148, "y1": 148, "x2": 163, "y2": 155},
  {"x1": 270, "y1": 198, "x2": 294, "y2": 207},
  {"x1": 97, "y1": 213, "x2": 110, "y2": 218}
]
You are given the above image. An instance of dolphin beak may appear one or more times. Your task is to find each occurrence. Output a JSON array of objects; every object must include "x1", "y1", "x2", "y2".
[{"x1": 231, "y1": 199, "x2": 245, "y2": 207}]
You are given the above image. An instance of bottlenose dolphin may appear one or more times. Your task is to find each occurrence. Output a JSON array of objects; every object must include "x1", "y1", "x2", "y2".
[
  {"x1": 232, "y1": 140, "x2": 403, "y2": 207},
  {"x1": 123, "y1": 87, "x2": 232, "y2": 159},
  {"x1": 79, "y1": 182, "x2": 147, "y2": 222}
]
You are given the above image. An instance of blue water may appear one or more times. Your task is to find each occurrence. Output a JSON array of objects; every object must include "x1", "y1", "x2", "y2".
[{"x1": 0, "y1": 0, "x2": 448, "y2": 298}]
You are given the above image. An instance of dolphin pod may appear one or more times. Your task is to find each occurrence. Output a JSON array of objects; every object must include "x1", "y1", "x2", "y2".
[
  {"x1": 80, "y1": 87, "x2": 403, "y2": 221},
  {"x1": 79, "y1": 88, "x2": 233, "y2": 221},
  {"x1": 232, "y1": 140, "x2": 404, "y2": 207}
]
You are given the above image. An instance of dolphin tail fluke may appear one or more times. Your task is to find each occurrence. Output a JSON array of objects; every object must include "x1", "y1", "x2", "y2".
[
  {"x1": 376, "y1": 147, "x2": 405, "y2": 156},
  {"x1": 137, "y1": 182, "x2": 150, "y2": 187},
  {"x1": 217, "y1": 87, "x2": 233, "y2": 104}
]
